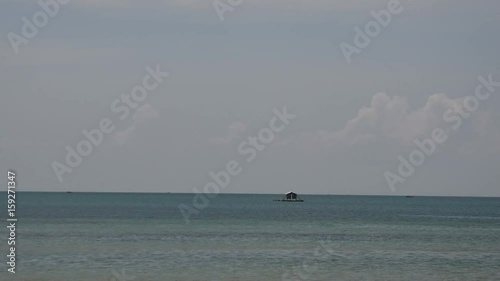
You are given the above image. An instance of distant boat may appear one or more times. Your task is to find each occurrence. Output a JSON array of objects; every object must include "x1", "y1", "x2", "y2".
[
  {"x1": 273, "y1": 191, "x2": 304, "y2": 202},
  {"x1": 405, "y1": 195, "x2": 415, "y2": 198}
]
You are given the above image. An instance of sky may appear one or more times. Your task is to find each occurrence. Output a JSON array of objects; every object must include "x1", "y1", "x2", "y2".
[{"x1": 1, "y1": 0, "x2": 499, "y2": 196}]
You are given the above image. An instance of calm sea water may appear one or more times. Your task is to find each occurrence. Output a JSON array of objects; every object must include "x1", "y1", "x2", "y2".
[{"x1": 1, "y1": 192, "x2": 500, "y2": 281}]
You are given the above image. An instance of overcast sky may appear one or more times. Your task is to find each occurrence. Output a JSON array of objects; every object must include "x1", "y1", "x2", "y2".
[{"x1": 1, "y1": 0, "x2": 499, "y2": 196}]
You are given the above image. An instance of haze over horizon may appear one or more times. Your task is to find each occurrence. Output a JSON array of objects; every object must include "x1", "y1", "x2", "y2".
[{"x1": 1, "y1": 0, "x2": 499, "y2": 197}]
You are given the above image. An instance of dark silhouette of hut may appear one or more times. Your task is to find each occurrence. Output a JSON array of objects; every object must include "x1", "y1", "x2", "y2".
[{"x1": 273, "y1": 191, "x2": 304, "y2": 202}]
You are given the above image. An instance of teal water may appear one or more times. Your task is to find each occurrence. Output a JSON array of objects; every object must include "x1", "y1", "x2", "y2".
[{"x1": 1, "y1": 192, "x2": 500, "y2": 281}]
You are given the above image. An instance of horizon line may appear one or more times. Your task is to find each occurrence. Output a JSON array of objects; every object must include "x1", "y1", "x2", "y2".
[{"x1": 4, "y1": 190, "x2": 500, "y2": 198}]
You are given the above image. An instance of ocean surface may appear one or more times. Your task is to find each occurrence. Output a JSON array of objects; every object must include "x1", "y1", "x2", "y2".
[{"x1": 1, "y1": 192, "x2": 500, "y2": 281}]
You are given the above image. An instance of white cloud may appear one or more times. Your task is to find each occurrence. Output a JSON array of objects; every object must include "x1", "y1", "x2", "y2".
[
  {"x1": 209, "y1": 121, "x2": 247, "y2": 144},
  {"x1": 133, "y1": 103, "x2": 160, "y2": 123},
  {"x1": 283, "y1": 93, "x2": 499, "y2": 151},
  {"x1": 112, "y1": 104, "x2": 160, "y2": 146}
]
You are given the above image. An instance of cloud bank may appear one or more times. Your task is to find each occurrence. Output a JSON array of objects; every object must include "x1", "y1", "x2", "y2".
[
  {"x1": 210, "y1": 121, "x2": 247, "y2": 144},
  {"x1": 283, "y1": 93, "x2": 499, "y2": 152},
  {"x1": 112, "y1": 104, "x2": 160, "y2": 146}
]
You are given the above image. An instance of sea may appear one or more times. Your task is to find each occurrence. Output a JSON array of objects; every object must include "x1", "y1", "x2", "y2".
[{"x1": 1, "y1": 192, "x2": 500, "y2": 281}]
